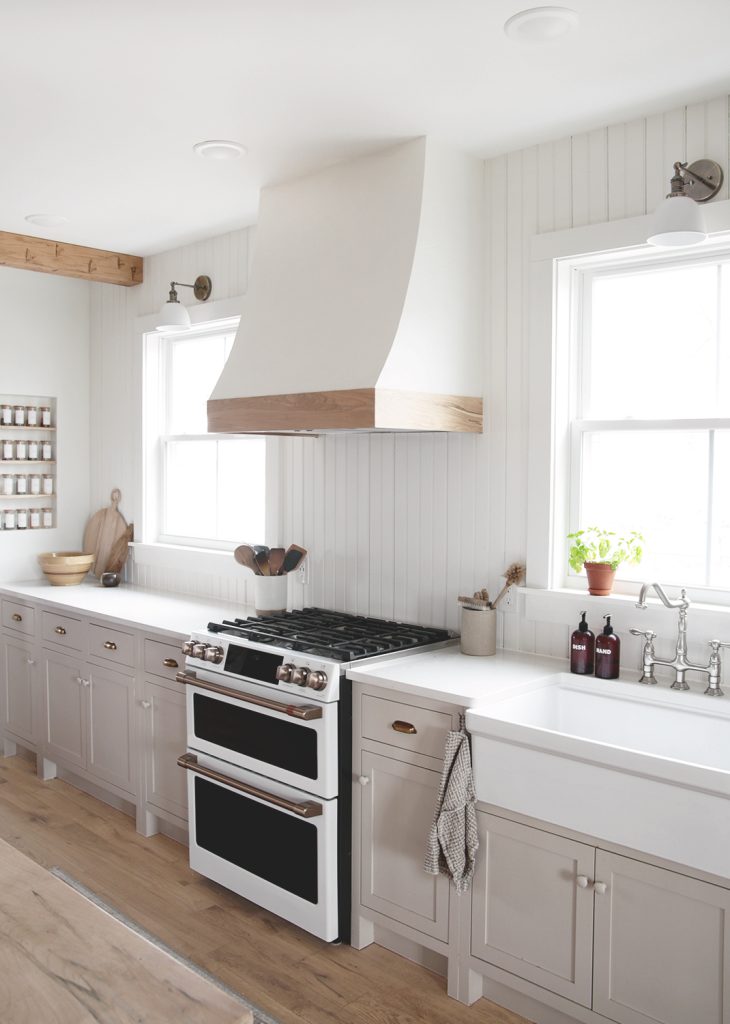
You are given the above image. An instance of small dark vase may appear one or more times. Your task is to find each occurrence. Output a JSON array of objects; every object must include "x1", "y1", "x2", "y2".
[{"x1": 101, "y1": 572, "x2": 121, "y2": 588}]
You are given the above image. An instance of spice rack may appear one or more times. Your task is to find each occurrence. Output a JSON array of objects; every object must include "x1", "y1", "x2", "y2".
[{"x1": 0, "y1": 395, "x2": 57, "y2": 531}]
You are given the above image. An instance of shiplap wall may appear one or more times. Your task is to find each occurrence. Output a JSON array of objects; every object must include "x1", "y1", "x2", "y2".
[{"x1": 90, "y1": 94, "x2": 730, "y2": 646}]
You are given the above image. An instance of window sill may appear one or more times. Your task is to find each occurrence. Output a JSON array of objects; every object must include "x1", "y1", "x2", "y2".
[
  {"x1": 130, "y1": 543, "x2": 243, "y2": 579},
  {"x1": 518, "y1": 586, "x2": 730, "y2": 641}
]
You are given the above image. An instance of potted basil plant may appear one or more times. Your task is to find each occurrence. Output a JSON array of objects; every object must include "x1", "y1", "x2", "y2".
[{"x1": 567, "y1": 528, "x2": 644, "y2": 596}]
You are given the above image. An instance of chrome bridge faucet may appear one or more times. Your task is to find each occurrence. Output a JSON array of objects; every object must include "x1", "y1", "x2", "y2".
[{"x1": 630, "y1": 582, "x2": 730, "y2": 696}]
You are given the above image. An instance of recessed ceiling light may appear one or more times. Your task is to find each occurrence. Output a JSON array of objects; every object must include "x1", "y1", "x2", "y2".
[
  {"x1": 504, "y1": 6, "x2": 579, "y2": 43},
  {"x1": 24, "y1": 213, "x2": 69, "y2": 228},
  {"x1": 193, "y1": 140, "x2": 247, "y2": 161}
]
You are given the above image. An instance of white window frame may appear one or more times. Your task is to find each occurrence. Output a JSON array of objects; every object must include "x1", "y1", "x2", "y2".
[
  {"x1": 132, "y1": 295, "x2": 280, "y2": 579},
  {"x1": 525, "y1": 199, "x2": 730, "y2": 627}
]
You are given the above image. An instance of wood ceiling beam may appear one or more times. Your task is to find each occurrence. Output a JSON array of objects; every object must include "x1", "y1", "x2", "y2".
[{"x1": 0, "y1": 231, "x2": 143, "y2": 287}]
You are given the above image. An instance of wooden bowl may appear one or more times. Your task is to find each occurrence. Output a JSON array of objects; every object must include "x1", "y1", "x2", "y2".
[{"x1": 38, "y1": 551, "x2": 94, "y2": 587}]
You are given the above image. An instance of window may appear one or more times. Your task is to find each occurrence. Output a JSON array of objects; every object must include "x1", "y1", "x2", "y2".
[
  {"x1": 144, "y1": 318, "x2": 266, "y2": 550},
  {"x1": 565, "y1": 250, "x2": 730, "y2": 596}
]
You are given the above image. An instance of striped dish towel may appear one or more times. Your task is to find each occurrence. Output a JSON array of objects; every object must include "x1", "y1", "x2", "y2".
[{"x1": 424, "y1": 722, "x2": 479, "y2": 893}]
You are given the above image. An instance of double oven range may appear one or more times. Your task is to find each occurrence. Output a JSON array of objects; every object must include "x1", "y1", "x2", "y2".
[{"x1": 176, "y1": 608, "x2": 453, "y2": 942}]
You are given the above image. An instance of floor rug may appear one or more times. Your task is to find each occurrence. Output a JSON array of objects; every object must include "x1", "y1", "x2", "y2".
[{"x1": 51, "y1": 867, "x2": 281, "y2": 1024}]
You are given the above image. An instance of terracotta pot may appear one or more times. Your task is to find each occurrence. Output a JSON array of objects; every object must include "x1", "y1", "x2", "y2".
[{"x1": 584, "y1": 562, "x2": 616, "y2": 596}]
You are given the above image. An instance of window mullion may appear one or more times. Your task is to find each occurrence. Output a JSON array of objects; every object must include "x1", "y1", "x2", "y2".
[{"x1": 706, "y1": 430, "x2": 715, "y2": 587}]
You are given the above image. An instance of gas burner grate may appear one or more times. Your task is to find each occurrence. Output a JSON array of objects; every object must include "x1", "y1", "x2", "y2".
[{"x1": 207, "y1": 608, "x2": 454, "y2": 661}]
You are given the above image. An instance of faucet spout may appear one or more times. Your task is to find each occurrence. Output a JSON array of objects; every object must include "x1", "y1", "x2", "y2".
[{"x1": 636, "y1": 582, "x2": 689, "y2": 611}]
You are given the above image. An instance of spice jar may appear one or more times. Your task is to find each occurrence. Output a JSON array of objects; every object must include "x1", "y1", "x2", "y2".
[
  {"x1": 41, "y1": 440, "x2": 53, "y2": 460},
  {"x1": 26, "y1": 406, "x2": 38, "y2": 426},
  {"x1": 42, "y1": 474, "x2": 54, "y2": 495},
  {"x1": 15, "y1": 474, "x2": 27, "y2": 494},
  {"x1": 0, "y1": 405, "x2": 12, "y2": 426},
  {"x1": 27, "y1": 439, "x2": 39, "y2": 461},
  {"x1": 1, "y1": 475, "x2": 13, "y2": 496},
  {"x1": 29, "y1": 508, "x2": 40, "y2": 529},
  {"x1": 29, "y1": 474, "x2": 41, "y2": 495},
  {"x1": 3, "y1": 509, "x2": 16, "y2": 530},
  {"x1": 40, "y1": 407, "x2": 51, "y2": 427},
  {"x1": 1, "y1": 439, "x2": 13, "y2": 461},
  {"x1": 16, "y1": 508, "x2": 28, "y2": 530},
  {"x1": 42, "y1": 507, "x2": 53, "y2": 529},
  {"x1": 15, "y1": 440, "x2": 27, "y2": 461},
  {"x1": 13, "y1": 405, "x2": 25, "y2": 426}
]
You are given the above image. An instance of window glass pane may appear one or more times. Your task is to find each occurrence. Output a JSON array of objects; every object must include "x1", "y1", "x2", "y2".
[
  {"x1": 216, "y1": 439, "x2": 267, "y2": 543},
  {"x1": 587, "y1": 264, "x2": 718, "y2": 419},
  {"x1": 163, "y1": 440, "x2": 218, "y2": 540},
  {"x1": 579, "y1": 430, "x2": 709, "y2": 585},
  {"x1": 167, "y1": 332, "x2": 235, "y2": 434},
  {"x1": 711, "y1": 432, "x2": 730, "y2": 589}
]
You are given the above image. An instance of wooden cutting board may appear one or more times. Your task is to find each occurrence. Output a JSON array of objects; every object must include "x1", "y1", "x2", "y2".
[{"x1": 83, "y1": 488, "x2": 128, "y2": 578}]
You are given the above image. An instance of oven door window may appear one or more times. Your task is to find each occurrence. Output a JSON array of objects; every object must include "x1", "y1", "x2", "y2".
[
  {"x1": 193, "y1": 693, "x2": 319, "y2": 779},
  {"x1": 194, "y1": 776, "x2": 318, "y2": 903}
]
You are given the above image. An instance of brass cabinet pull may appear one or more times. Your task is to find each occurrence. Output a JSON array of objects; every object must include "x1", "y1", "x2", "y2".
[
  {"x1": 392, "y1": 720, "x2": 417, "y2": 735},
  {"x1": 11, "y1": 613, "x2": 22, "y2": 622},
  {"x1": 177, "y1": 753, "x2": 323, "y2": 818},
  {"x1": 176, "y1": 670, "x2": 322, "y2": 721},
  {"x1": 55, "y1": 626, "x2": 67, "y2": 635},
  {"x1": 103, "y1": 641, "x2": 118, "y2": 651},
  {"x1": 163, "y1": 658, "x2": 179, "y2": 668}
]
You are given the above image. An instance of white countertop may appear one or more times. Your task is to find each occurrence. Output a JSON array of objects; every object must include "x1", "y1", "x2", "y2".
[
  {"x1": 347, "y1": 645, "x2": 569, "y2": 706},
  {"x1": 0, "y1": 580, "x2": 251, "y2": 640}
]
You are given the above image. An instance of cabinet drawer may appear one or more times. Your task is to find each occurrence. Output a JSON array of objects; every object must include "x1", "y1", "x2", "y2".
[
  {"x1": 1, "y1": 600, "x2": 35, "y2": 636},
  {"x1": 88, "y1": 623, "x2": 135, "y2": 668},
  {"x1": 42, "y1": 611, "x2": 83, "y2": 651},
  {"x1": 143, "y1": 638, "x2": 183, "y2": 682},
  {"x1": 361, "y1": 694, "x2": 451, "y2": 760}
]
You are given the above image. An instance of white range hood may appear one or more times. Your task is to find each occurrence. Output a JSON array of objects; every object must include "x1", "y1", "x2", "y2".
[{"x1": 208, "y1": 137, "x2": 484, "y2": 433}]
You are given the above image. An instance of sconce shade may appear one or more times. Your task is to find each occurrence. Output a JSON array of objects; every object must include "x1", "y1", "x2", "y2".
[
  {"x1": 647, "y1": 194, "x2": 707, "y2": 247},
  {"x1": 156, "y1": 298, "x2": 191, "y2": 331}
]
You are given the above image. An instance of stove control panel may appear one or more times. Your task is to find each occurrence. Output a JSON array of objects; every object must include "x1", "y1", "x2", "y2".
[
  {"x1": 183, "y1": 641, "x2": 225, "y2": 665},
  {"x1": 276, "y1": 662, "x2": 328, "y2": 691}
]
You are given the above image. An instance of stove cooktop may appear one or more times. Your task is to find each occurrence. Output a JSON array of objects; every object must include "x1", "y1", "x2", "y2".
[{"x1": 206, "y1": 607, "x2": 454, "y2": 663}]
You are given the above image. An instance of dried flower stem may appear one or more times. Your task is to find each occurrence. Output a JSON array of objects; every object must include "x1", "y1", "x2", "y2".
[{"x1": 490, "y1": 562, "x2": 526, "y2": 609}]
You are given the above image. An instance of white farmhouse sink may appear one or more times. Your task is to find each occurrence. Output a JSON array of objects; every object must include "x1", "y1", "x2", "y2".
[{"x1": 466, "y1": 673, "x2": 730, "y2": 880}]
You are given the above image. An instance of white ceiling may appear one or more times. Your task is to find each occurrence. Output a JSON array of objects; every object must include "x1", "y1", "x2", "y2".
[{"x1": 4, "y1": 1, "x2": 730, "y2": 255}]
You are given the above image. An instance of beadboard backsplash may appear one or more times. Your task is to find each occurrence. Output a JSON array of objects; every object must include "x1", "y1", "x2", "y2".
[{"x1": 90, "y1": 93, "x2": 730, "y2": 663}]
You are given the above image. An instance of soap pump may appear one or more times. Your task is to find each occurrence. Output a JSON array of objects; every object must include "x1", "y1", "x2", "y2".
[
  {"x1": 595, "y1": 615, "x2": 620, "y2": 679},
  {"x1": 570, "y1": 611, "x2": 595, "y2": 675}
]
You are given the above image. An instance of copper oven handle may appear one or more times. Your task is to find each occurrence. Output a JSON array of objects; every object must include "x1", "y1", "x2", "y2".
[
  {"x1": 177, "y1": 753, "x2": 323, "y2": 818},
  {"x1": 176, "y1": 671, "x2": 322, "y2": 721},
  {"x1": 392, "y1": 720, "x2": 417, "y2": 735}
]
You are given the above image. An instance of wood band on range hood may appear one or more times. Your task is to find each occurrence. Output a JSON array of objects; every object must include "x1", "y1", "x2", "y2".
[{"x1": 207, "y1": 389, "x2": 483, "y2": 433}]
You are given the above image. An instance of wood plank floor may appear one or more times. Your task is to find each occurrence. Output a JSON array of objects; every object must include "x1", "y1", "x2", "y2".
[{"x1": 0, "y1": 753, "x2": 529, "y2": 1024}]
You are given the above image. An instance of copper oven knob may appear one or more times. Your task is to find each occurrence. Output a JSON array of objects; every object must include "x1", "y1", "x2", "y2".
[
  {"x1": 275, "y1": 663, "x2": 295, "y2": 682},
  {"x1": 191, "y1": 643, "x2": 209, "y2": 660},
  {"x1": 307, "y1": 670, "x2": 328, "y2": 691},
  {"x1": 182, "y1": 640, "x2": 196, "y2": 655},
  {"x1": 203, "y1": 645, "x2": 224, "y2": 664},
  {"x1": 291, "y1": 667, "x2": 310, "y2": 686}
]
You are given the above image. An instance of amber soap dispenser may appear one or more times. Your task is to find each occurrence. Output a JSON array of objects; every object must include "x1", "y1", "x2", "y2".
[
  {"x1": 570, "y1": 611, "x2": 595, "y2": 675},
  {"x1": 595, "y1": 615, "x2": 620, "y2": 679}
]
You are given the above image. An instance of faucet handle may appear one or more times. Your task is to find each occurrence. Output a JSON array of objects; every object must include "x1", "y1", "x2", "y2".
[
  {"x1": 630, "y1": 628, "x2": 657, "y2": 641},
  {"x1": 709, "y1": 640, "x2": 730, "y2": 655}
]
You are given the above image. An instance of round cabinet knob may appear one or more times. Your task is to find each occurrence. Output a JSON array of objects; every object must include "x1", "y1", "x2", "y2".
[
  {"x1": 576, "y1": 875, "x2": 590, "y2": 889},
  {"x1": 140, "y1": 699, "x2": 152, "y2": 709},
  {"x1": 307, "y1": 670, "x2": 328, "y2": 691},
  {"x1": 291, "y1": 667, "x2": 310, "y2": 686},
  {"x1": 203, "y1": 645, "x2": 224, "y2": 665},
  {"x1": 26, "y1": 659, "x2": 35, "y2": 666},
  {"x1": 191, "y1": 643, "x2": 209, "y2": 660},
  {"x1": 275, "y1": 663, "x2": 295, "y2": 682},
  {"x1": 593, "y1": 881, "x2": 608, "y2": 895},
  {"x1": 76, "y1": 676, "x2": 84, "y2": 685},
  {"x1": 358, "y1": 776, "x2": 370, "y2": 786},
  {"x1": 82, "y1": 679, "x2": 90, "y2": 688},
  {"x1": 182, "y1": 640, "x2": 196, "y2": 656}
]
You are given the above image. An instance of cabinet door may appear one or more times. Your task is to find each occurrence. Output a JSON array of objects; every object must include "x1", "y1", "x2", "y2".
[
  {"x1": 43, "y1": 650, "x2": 86, "y2": 769},
  {"x1": 142, "y1": 679, "x2": 188, "y2": 821},
  {"x1": 87, "y1": 663, "x2": 135, "y2": 796},
  {"x1": 471, "y1": 812, "x2": 595, "y2": 1007},
  {"x1": 593, "y1": 850, "x2": 730, "y2": 1024},
  {"x1": 360, "y1": 750, "x2": 450, "y2": 941},
  {"x1": 2, "y1": 636, "x2": 36, "y2": 744}
]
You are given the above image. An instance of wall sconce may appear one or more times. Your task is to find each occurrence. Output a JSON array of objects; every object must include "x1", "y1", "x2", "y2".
[
  {"x1": 156, "y1": 275, "x2": 212, "y2": 332},
  {"x1": 648, "y1": 159, "x2": 724, "y2": 247}
]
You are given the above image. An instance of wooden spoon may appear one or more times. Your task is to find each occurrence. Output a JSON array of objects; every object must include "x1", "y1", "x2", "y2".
[
  {"x1": 279, "y1": 544, "x2": 307, "y2": 575},
  {"x1": 268, "y1": 547, "x2": 286, "y2": 576},
  {"x1": 234, "y1": 545, "x2": 260, "y2": 575},
  {"x1": 253, "y1": 546, "x2": 271, "y2": 576}
]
